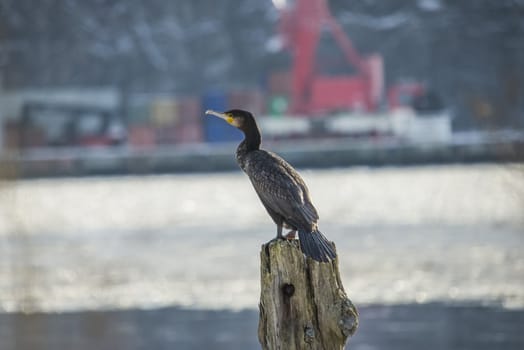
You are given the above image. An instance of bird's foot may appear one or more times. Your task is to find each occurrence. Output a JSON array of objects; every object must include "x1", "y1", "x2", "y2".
[
  {"x1": 269, "y1": 236, "x2": 285, "y2": 243},
  {"x1": 285, "y1": 230, "x2": 297, "y2": 240}
]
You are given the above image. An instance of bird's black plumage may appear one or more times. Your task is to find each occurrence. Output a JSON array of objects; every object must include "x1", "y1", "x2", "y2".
[{"x1": 205, "y1": 109, "x2": 336, "y2": 262}]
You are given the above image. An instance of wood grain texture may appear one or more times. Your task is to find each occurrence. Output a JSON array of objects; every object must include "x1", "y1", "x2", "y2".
[{"x1": 258, "y1": 240, "x2": 358, "y2": 350}]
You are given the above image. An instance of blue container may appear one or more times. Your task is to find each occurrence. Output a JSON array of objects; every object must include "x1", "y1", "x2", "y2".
[{"x1": 202, "y1": 89, "x2": 243, "y2": 143}]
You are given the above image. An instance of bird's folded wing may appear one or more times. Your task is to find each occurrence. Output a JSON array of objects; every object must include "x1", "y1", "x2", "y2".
[{"x1": 246, "y1": 152, "x2": 318, "y2": 226}]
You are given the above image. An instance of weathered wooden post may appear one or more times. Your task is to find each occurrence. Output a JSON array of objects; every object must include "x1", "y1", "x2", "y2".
[{"x1": 258, "y1": 239, "x2": 358, "y2": 349}]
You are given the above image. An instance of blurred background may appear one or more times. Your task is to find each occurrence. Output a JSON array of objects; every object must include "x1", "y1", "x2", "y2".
[{"x1": 0, "y1": 0, "x2": 523, "y2": 349}]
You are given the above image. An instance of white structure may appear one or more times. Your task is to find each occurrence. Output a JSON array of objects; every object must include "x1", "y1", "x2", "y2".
[
  {"x1": 0, "y1": 87, "x2": 120, "y2": 119},
  {"x1": 0, "y1": 87, "x2": 121, "y2": 151}
]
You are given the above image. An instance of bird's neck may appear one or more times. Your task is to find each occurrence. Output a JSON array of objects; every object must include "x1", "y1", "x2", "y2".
[
  {"x1": 243, "y1": 126, "x2": 261, "y2": 152},
  {"x1": 236, "y1": 126, "x2": 261, "y2": 168}
]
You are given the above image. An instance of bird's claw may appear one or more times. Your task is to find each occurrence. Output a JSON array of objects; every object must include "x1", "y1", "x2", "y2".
[
  {"x1": 285, "y1": 230, "x2": 297, "y2": 240},
  {"x1": 269, "y1": 236, "x2": 285, "y2": 243}
]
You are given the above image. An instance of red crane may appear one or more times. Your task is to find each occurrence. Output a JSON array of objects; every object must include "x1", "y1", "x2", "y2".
[{"x1": 278, "y1": 0, "x2": 384, "y2": 114}]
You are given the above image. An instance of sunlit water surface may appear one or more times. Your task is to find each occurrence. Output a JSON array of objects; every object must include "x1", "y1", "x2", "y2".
[{"x1": 0, "y1": 164, "x2": 522, "y2": 313}]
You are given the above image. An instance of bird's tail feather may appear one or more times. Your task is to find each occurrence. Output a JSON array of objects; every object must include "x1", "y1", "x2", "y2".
[{"x1": 298, "y1": 229, "x2": 336, "y2": 262}]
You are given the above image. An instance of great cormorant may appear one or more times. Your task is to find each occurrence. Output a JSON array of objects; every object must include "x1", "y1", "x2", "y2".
[{"x1": 206, "y1": 109, "x2": 336, "y2": 262}]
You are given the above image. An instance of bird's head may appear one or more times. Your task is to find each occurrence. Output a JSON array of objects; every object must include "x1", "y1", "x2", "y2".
[{"x1": 205, "y1": 109, "x2": 256, "y2": 132}]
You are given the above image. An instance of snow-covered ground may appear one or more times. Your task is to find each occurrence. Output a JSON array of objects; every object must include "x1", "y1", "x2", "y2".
[{"x1": 0, "y1": 164, "x2": 522, "y2": 312}]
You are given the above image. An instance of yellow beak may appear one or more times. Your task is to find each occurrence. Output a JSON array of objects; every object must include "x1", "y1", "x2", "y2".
[{"x1": 205, "y1": 110, "x2": 233, "y2": 124}]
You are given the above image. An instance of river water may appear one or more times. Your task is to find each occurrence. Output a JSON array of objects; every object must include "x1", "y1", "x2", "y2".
[{"x1": 0, "y1": 163, "x2": 523, "y2": 349}]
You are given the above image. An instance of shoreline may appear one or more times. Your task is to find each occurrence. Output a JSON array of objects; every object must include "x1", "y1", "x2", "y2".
[{"x1": 2, "y1": 131, "x2": 523, "y2": 178}]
